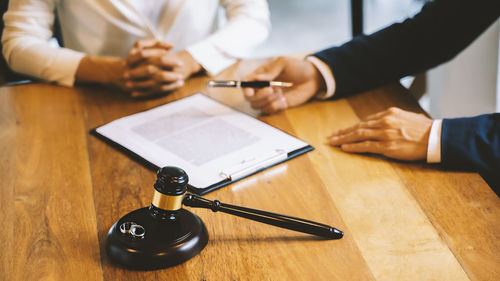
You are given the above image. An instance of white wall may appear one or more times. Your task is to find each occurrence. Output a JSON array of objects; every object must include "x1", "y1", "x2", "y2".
[
  {"x1": 426, "y1": 20, "x2": 499, "y2": 119},
  {"x1": 497, "y1": 25, "x2": 500, "y2": 112},
  {"x1": 252, "y1": 0, "x2": 423, "y2": 58}
]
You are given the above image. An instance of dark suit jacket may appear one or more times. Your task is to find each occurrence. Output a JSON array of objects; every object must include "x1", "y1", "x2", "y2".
[{"x1": 313, "y1": 0, "x2": 500, "y2": 194}]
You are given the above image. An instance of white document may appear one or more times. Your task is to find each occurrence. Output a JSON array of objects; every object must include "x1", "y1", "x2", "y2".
[{"x1": 95, "y1": 93, "x2": 311, "y2": 189}]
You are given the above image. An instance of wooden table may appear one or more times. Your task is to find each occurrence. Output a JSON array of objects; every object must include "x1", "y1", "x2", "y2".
[{"x1": 1, "y1": 59, "x2": 499, "y2": 281}]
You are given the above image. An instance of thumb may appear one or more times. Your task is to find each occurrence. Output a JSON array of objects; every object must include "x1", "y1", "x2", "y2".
[
  {"x1": 244, "y1": 57, "x2": 287, "y2": 81},
  {"x1": 132, "y1": 39, "x2": 173, "y2": 51},
  {"x1": 149, "y1": 41, "x2": 173, "y2": 50}
]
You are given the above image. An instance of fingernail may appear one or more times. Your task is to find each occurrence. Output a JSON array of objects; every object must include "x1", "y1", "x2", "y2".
[
  {"x1": 126, "y1": 82, "x2": 133, "y2": 88},
  {"x1": 123, "y1": 72, "x2": 129, "y2": 79},
  {"x1": 281, "y1": 96, "x2": 288, "y2": 109}
]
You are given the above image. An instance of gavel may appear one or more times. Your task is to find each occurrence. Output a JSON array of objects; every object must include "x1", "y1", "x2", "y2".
[{"x1": 106, "y1": 166, "x2": 343, "y2": 270}]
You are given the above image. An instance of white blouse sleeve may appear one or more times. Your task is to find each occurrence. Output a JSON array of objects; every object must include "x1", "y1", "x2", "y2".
[
  {"x1": 186, "y1": 0, "x2": 270, "y2": 76},
  {"x1": 2, "y1": 0, "x2": 85, "y2": 86}
]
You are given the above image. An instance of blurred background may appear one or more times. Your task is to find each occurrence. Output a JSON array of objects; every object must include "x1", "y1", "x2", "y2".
[
  {"x1": 252, "y1": 0, "x2": 500, "y2": 119},
  {"x1": 1, "y1": 0, "x2": 498, "y2": 119}
]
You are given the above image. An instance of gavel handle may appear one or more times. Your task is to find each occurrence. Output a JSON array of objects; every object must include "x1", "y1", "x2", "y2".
[{"x1": 182, "y1": 193, "x2": 343, "y2": 239}]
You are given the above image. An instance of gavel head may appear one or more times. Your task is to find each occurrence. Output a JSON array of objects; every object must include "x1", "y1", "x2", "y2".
[
  {"x1": 106, "y1": 166, "x2": 209, "y2": 270},
  {"x1": 150, "y1": 166, "x2": 189, "y2": 220}
]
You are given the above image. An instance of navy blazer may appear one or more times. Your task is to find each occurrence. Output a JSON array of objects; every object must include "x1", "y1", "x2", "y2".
[
  {"x1": 442, "y1": 114, "x2": 500, "y2": 193},
  {"x1": 313, "y1": 0, "x2": 500, "y2": 193}
]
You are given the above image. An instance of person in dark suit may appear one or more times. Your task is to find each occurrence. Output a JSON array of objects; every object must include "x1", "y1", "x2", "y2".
[{"x1": 242, "y1": 0, "x2": 500, "y2": 194}]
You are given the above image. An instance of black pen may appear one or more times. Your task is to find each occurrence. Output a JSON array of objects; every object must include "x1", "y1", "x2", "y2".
[{"x1": 207, "y1": 80, "x2": 293, "y2": 88}]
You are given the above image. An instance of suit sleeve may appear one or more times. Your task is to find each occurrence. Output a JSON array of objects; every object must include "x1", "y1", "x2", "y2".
[
  {"x1": 441, "y1": 114, "x2": 500, "y2": 192},
  {"x1": 314, "y1": 0, "x2": 500, "y2": 97}
]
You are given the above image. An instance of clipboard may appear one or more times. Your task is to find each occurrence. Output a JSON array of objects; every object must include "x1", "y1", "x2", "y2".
[{"x1": 91, "y1": 93, "x2": 314, "y2": 195}]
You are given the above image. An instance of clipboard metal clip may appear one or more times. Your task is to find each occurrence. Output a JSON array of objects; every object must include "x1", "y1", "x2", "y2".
[{"x1": 220, "y1": 149, "x2": 288, "y2": 182}]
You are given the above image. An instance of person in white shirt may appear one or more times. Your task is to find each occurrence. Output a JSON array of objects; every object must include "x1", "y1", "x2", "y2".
[{"x1": 2, "y1": 0, "x2": 270, "y2": 97}]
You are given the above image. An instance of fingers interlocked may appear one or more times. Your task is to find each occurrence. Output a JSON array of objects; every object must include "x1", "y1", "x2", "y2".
[{"x1": 123, "y1": 38, "x2": 185, "y2": 98}]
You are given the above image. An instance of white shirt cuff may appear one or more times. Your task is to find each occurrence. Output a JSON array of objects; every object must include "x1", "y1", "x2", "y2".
[
  {"x1": 427, "y1": 119, "x2": 442, "y2": 163},
  {"x1": 186, "y1": 41, "x2": 237, "y2": 76},
  {"x1": 306, "y1": 56, "x2": 335, "y2": 99}
]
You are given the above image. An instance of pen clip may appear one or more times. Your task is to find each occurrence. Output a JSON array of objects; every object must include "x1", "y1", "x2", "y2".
[{"x1": 220, "y1": 149, "x2": 288, "y2": 181}]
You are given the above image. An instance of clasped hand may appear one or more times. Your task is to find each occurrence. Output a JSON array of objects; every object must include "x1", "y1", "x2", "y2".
[{"x1": 121, "y1": 39, "x2": 202, "y2": 98}]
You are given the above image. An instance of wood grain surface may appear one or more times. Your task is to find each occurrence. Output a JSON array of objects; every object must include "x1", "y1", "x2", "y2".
[
  {"x1": 0, "y1": 85, "x2": 102, "y2": 281},
  {"x1": 0, "y1": 59, "x2": 498, "y2": 281}
]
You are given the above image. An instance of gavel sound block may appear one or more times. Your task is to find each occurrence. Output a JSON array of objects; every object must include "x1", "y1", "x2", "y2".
[{"x1": 106, "y1": 167, "x2": 343, "y2": 270}]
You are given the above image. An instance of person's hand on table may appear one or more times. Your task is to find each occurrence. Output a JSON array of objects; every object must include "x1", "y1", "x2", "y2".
[
  {"x1": 124, "y1": 39, "x2": 202, "y2": 98},
  {"x1": 242, "y1": 56, "x2": 326, "y2": 114},
  {"x1": 329, "y1": 107, "x2": 433, "y2": 161}
]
